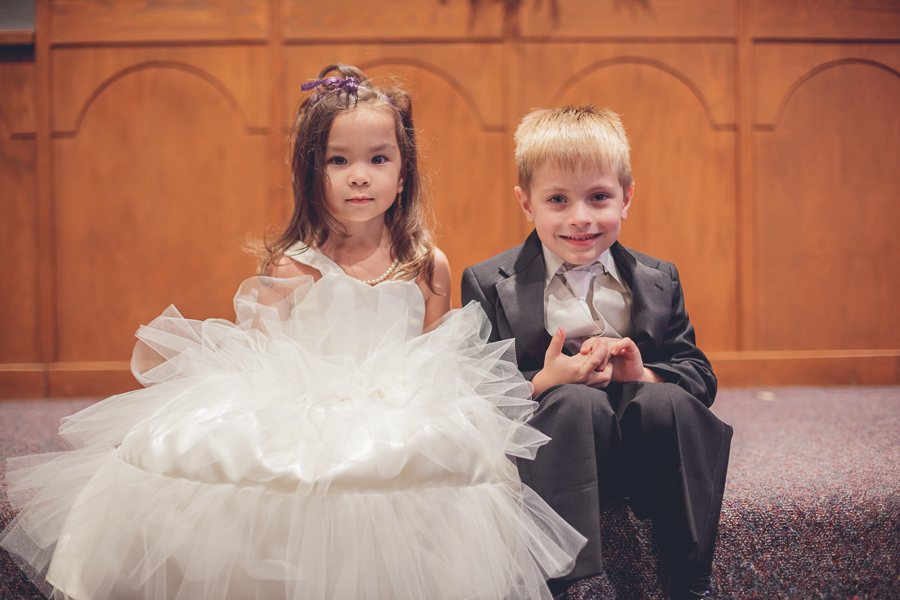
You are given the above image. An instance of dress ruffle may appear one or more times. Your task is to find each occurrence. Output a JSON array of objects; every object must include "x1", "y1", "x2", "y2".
[{"x1": 2, "y1": 274, "x2": 585, "y2": 600}]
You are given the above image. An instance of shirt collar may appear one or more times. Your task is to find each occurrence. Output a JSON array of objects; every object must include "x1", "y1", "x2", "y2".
[{"x1": 540, "y1": 243, "x2": 624, "y2": 289}]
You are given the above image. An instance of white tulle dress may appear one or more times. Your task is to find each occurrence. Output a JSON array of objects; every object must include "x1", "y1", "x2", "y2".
[{"x1": 1, "y1": 247, "x2": 585, "y2": 600}]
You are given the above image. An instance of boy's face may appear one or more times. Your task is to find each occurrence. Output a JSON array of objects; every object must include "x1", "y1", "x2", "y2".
[{"x1": 516, "y1": 162, "x2": 633, "y2": 265}]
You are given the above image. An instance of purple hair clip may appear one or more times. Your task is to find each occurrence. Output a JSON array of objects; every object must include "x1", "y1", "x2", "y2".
[
  {"x1": 301, "y1": 76, "x2": 360, "y2": 94},
  {"x1": 301, "y1": 76, "x2": 360, "y2": 110},
  {"x1": 301, "y1": 75, "x2": 398, "y2": 111}
]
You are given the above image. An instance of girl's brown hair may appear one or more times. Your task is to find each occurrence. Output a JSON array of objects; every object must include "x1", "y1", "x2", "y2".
[{"x1": 257, "y1": 64, "x2": 435, "y2": 286}]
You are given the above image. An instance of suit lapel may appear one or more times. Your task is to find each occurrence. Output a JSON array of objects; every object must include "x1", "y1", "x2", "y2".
[
  {"x1": 612, "y1": 243, "x2": 669, "y2": 349},
  {"x1": 496, "y1": 232, "x2": 553, "y2": 361}
]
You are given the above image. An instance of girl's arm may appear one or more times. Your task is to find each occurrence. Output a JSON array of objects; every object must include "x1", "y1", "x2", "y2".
[{"x1": 421, "y1": 248, "x2": 452, "y2": 329}]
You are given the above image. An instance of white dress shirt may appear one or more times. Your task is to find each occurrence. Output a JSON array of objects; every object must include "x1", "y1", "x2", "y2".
[{"x1": 542, "y1": 244, "x2": 633, "y2": 354}]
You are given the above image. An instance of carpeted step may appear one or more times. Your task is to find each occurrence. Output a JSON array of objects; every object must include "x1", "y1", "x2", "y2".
[
  {"x1": 596, "y1": 387, "x2": 900, "y2": 600},
  {"x1": 2, "y1": 389, "x2": 899, "y2": 599}
]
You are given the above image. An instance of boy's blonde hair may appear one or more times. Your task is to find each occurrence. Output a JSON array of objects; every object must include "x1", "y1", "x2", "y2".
[{"x1": 514, "y1": 105, "x2": 634, "y2": 193}]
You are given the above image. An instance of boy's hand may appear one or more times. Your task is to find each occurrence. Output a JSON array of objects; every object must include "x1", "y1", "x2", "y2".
[
  {"x1": 579, "y1": 336, "x2": 609, "y2": 359},
  {"x1": 531, "y1": 328, "x2": 613, "y2": 397},
  {"x1": 605, "y1": 337, "x2": 664, "y2": 383}
]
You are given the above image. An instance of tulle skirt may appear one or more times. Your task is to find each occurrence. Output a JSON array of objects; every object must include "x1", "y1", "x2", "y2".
[{"x1": 1, "y1": 275, "x2": 585, "y2": 600}]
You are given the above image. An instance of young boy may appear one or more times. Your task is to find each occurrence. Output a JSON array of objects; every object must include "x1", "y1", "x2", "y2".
[{"x1": 461, "y1": 106, "x2": 732, "y2": 600}]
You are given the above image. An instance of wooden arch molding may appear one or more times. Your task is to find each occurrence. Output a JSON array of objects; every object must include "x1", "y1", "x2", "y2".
[
  {"x1": 761, "y1": 58, "x2": 900, "y2": 132},
  {"x1": 550, "y1": 55, "x2": 731, "y2": 131},
  {"x1": 356, "y1": 56, "x2": 500, "y2": 132},
  {"x1": 58, "y1": 61, "x2": 262, "y2": 137}
]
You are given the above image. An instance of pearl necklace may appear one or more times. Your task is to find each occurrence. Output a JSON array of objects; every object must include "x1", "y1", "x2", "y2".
[{"x1": 359, "y1": 259, "x2": 399, "y2": 286}]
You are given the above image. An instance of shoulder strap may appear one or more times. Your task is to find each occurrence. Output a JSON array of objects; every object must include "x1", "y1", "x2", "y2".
[{"x1": 284, "y1": 243, "x2": 343, "y2": 277}]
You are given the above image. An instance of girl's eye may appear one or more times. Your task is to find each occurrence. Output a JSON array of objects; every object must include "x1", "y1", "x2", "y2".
[
  {"x1": 548, "y1": 196, "x2": 566, "y2": 204},
  {"x1": 328, "y1": 156, "x2": 347, "y2": 166},
  {"x1": 371, "y1": 155, "x2": 388, "y2": 165}
]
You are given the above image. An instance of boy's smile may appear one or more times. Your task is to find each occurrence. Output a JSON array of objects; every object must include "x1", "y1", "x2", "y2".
[
  {"x1": 516, "y1": 163, "x2": 633, "y2": 265},
  {"x1": 560, "y1": 232, "x2": 602, "y2": 245}
]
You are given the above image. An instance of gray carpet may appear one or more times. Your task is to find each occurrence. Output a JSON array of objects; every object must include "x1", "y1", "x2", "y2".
[{"x1": 2, "y1": 388, "x2": 899, "y2": 599}]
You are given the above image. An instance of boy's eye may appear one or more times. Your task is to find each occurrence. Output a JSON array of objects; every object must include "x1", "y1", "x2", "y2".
[
  {"x1": 548, "y1": 196, "x2": 566, "y2": 204},
  {"x1": 591, "y1": 193, "x2": 610, "y2": 202},
  {"x1": 328, "y1": 156, "x2": 347, "y2": 166},
  {"x1": 371, "y1": 155, "x2": 388, "y2": 165}
]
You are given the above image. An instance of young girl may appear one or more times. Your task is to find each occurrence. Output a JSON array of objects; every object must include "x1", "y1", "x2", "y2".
[{"x1": 1, "y1": 64, "x2": 584, "y2": 600}]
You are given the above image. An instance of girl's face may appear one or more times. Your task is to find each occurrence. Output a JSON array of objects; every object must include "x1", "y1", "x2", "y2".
[{"x1": 323, "y1": 106, "x2": 404, "y2": 228}]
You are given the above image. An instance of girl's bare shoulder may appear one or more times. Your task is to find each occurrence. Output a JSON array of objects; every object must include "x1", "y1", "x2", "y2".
[{"x1": 265, "y1": 254, "x2": 322, "y2": 281}]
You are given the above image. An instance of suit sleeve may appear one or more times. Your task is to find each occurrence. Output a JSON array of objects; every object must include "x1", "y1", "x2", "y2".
[
  {"x1": 462, "y1": 266, "x2": 542, "y2": 381},
  {"x1": 461, "y1": 267, "x2": 488, "y2": 316},
  {"x1": 460, "y1": 266, "x2": 500, "y2": 343},
  {"x1": 643, "y1": 263, "x2": 718, "y2": 407}
]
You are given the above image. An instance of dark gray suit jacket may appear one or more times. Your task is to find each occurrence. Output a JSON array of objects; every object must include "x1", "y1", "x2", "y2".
[{"x1": 461, "y1": 230, "x2": 717, "y2": 407}]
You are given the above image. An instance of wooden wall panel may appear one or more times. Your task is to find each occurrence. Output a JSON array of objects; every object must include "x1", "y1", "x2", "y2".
[
  {"x1": 3, "y1": 0, "x2": 899, "y2": 395},
  {"x1": 518, "y1": 0, "x2": 735, "y2": 39},
  {"x1": 49, "y1": 0, "x2": 269, "y2": 44},
  {"x1": 0, "y1": 61, "x2": 36, "y2": 136},
  {"x1": 519, "y1": 44, "x2": 738, "y2": 352},
  {"x1": 0, "y1": 135, "x2": 38, "y2": 362},
  {"x1": 53, "y1": 65, "x2": 268, "y2": 362},
  {"x1": 750, "y1": 0, "x2": 900, "y2": 40},
  {"x1": 284, "y1": 44, "x2": 516, "y2": 306},
  {"x1": 0, "y1": 63, "x2": 39, "y2": 365},
  {"x1": 753, "y1": 61, "x2": 900, "y2": 351},
  {"x1": 282, "y1": 0, "x2": 505, "y2": 41}
]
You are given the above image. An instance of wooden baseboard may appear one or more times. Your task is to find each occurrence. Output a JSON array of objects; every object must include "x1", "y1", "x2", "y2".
[
  {"x1": 0, "y1": 30, "x2": 35, "y2": 45},
  {"x1": 708, "y1": 350, "x2": 900, "y2": 387},
  {"x1": 0, "y1": 362, "x2": 138, "y2": 399},
  {"x1": 0, "y1": 368, "x2": 46, "y2": 398},
  {"x1": 2, "y1": 352, "x2": 899, "y2": 399}
]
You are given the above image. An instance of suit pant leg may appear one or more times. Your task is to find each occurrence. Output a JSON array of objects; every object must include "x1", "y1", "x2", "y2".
[
  {"x1": 609, "y1": 381, "x2": 733, "y2": 575},
  {"x1": 518, "y1": 383, "x2": 620, "y2": 580}
]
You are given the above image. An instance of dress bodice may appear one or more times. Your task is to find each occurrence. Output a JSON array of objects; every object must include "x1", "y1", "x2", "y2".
[{"x1": 284, "y1": 243, "x2": 426, "y2": 339}]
